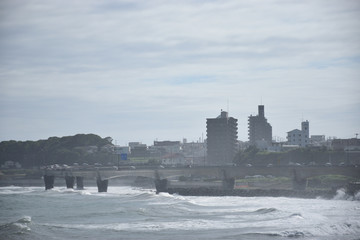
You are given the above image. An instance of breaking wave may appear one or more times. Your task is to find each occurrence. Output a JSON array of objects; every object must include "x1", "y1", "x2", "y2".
[
  {"x1": 0, "y1": 216, "x2": 32, "y2": 237},
  {"x1": 333, "y1": 188, "x2": 360, "y2": 201},
  {"x1": 253, "y1": 207, "x2": 278, "y2": 214},
  {"x1": 1, "y1": 185, "x2": 360, "y2": 240}
]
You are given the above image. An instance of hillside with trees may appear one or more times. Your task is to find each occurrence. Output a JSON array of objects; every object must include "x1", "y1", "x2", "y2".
[{"x1": 0, "y1": 134, "x2": 114, "y2": 168}]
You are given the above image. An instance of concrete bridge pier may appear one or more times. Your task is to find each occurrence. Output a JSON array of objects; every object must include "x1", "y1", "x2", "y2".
[
  {"x1": 154, "y1": 170, "x2": 168, "y2": 194},
  {"x1": 76, "y1": 176, "x2": 84, "y2": 190},
  {"x1": 292, "y1": 169, "x2": 307, "y2": 191},
  {"x1": 155, "y1": 179, "x2": 168, "y2": 194},
  {"x1": 221, "y1": 169, "x2": 235, "y2": 190},
  {"x1": 44, "y1": 175, "x2": 55, "y2": 190},
  {"x1": 97, "y1": 178, "x2": 108, "y2": 192},
  {"x1": 65, "y1": 176, "x2": 75, "y2": 189},
  {"x1": 222, "y1": 177, "x2": 235, "y2": 190}
]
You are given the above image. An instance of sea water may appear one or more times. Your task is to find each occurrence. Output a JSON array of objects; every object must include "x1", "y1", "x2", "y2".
[{"x1": 0, "y1": 186, "x2": 359, "y2": 240}]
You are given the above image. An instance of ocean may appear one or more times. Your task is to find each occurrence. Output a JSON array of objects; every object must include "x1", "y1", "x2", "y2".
[{"x1": 0, "y1": 185, "x2": 359, "y2": 240}]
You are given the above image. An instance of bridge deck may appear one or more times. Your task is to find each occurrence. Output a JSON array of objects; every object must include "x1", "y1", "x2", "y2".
[{"x1": 44, "y1": 166, "x2": 360, "y2": 180}]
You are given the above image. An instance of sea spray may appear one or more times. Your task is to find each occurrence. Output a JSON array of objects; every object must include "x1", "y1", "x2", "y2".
[{"x1": 333, "y1": 188, "x2": 360, "y2": 201}]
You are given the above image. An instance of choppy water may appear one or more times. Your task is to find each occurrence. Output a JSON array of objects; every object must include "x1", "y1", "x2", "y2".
[{"x1": 0, "y1": 186, "x2": 359, "y2": 240}]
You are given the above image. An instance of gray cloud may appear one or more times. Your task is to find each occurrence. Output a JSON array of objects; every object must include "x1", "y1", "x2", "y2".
[{"x1": 0, "y1": 0, "x2": 359, "y2": 144}]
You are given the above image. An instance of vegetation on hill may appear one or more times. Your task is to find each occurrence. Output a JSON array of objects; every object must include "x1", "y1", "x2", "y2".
[{"x1": 0, "y1": 134, "x2": 114, "y2": 168}]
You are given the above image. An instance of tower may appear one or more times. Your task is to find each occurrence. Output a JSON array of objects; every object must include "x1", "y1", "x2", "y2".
[
  {"x1": 258, "y1": 105, "x2": 264, "y2": 118},
  {"x1": 248, "y1": 105, "x2": 272, "y2": 145},
  {"x1": 302, "y1": 120, "x2": 309, "y2": 137},
  {"x1": 301, "y1": 120, "x2": 309, "y2": 147}
]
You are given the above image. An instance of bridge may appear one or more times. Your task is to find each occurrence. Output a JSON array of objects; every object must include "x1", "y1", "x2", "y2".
[{"x1": 43, "y1": 165, "x2": 360, "y2": 193}]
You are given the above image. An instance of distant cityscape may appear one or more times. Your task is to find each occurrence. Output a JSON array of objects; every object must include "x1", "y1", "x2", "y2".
[
  {"x1": 110, "y1": 105, "x2": 360, "y2": 167},
  {"x1": 1, "y1": 105, "x2": 359, "y2": 170}
]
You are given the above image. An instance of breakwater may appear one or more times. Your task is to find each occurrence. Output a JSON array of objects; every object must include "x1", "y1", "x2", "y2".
[{"x1": 165, "y1": 187, "x2": 337, "y2": 199}]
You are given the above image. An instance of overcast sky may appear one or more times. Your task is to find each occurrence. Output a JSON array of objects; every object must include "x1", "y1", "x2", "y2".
[{"x1": 0, "y1": 0, "x2": 359, "y2": 145}]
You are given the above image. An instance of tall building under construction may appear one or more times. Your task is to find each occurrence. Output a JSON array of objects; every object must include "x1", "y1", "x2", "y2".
[
  {"x1": 206, "y1": 110, "x2": 238, "y2": 165},
  {"x1": 248, "y1": 105, "x2": 272, "y2": 145}
]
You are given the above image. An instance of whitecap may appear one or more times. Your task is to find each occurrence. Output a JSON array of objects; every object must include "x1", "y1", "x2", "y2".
[
  {"x1": 253, "y1": 208, "x2": 278, "y2": 214},
  {"x1": 0, "y1": 216, "x2": 32, "y2": 234},
  {"x1": 354, "y1": 191, "x2": 360, "y2": 201},
  {"x1": 16, "y1": 216, "x2": 31, "y2": 224},
  {"x1": 156, "y1": 192, "x2": 174, "y2": 198},
  {"x1": 311, "y1": 222, "x2": 360, "y2": 237},
  {"x1": 80, "y1": 190, "x2": 92, "y2": 196},
  {"x1": 289, "y1": 213, "x2": 304, "y2": 219},
  {"x1": 12, "y1": 222, "x2": 31, "y2": 231},
  {"x1": 0, "y1": 186, "x2": 40, "y2": 195},
  {"x1": 333, "y1": 188, "x2": 351, "y2": 200},
  {"x1": 281, "y1": 230, "x2": 307, "y2": 237}
]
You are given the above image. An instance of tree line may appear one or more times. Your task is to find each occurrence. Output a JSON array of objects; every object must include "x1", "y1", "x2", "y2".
[{"x1": 0, "y1": 134, "x2": 114, "y2": 168}]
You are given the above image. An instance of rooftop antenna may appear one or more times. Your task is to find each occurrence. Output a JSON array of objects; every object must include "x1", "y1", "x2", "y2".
[
  {"x1": 227, "y1": 99, "x2": 229, "y2": 114},
  {"x1": 260, "y1": 96, "x2": 262, "y2": 105}
]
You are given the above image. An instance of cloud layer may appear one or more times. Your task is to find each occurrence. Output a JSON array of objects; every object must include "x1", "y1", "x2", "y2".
[{"x1": 1, "y1": 0, "x2": 359, "y2": 144}]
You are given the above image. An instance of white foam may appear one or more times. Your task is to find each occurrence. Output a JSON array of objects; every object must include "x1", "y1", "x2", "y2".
[
  {"x1": 333, "y1": 188, "x2": 351, "y2": 200},
  {"x1": 79, "y1": 190, "x2": 92, "y2": 195},
  {"x1": 12, "y1": 222, "x2": 31, "y2": 231},
  {"x1": 0, "y1": 216, "x2": 32, "y2": 233},
  {"x1": 0, "y1": 186, "x2": 41, "y2": 195},
  {"x1": 17, "y1": 216, "x2": 31, "y2": 223},
  {"x1": 309, "y1": 222, "x2": 360, "y2": 237},
  {"x1": 354, "y1": 191, "x2": 360, "y2": 201}
]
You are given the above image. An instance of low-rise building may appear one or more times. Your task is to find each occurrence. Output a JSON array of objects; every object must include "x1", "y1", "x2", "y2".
[
  {"x1": 182, "y1": 141, "x2": 206, "y2": 166},
  {"x1": 114, "y1": 146, "x2": 130, "y2": 155},
  {"x1": 153, "y1": 141, "x2": 182, "y2": 155},
  {"x1": 332, "y1": 138, "x2": 360, "y2": 151},
  {"x1": 286, "y1": 120, "x2": 310, "y2": 147},
  {"x1": 129, "y1": 142, "x2": 149, "y2": 157}
]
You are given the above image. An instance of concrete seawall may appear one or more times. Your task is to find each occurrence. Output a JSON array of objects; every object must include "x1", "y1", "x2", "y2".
[{"x1": 166, "y1": 187, "x2": 337, "y2": 199}]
